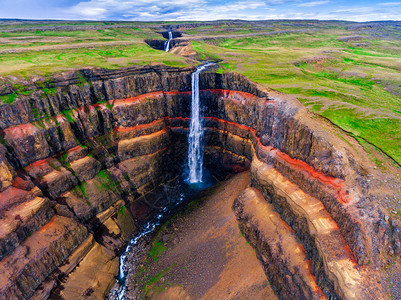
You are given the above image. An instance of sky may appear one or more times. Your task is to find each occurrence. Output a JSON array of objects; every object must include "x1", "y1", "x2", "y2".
[{"x1": 1, "y1": 0, "x2": 401, "y2": 22}]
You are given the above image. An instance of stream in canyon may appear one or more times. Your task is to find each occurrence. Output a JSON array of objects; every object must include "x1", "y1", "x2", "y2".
[
  {"x1": 109, "y1": 63, "x2": 216, "y2": 299},
  {"x1": 111, "y1": 172, "x2": 277, "y2": 299}
]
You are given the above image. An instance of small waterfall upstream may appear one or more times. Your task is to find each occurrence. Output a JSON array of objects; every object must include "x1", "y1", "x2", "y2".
[
  {"x1": 187, "y1": 63, "x2": 213, "y2": 184},
  {"x1": 164, "y1": 31, "x2": 173, "y2": 52}
]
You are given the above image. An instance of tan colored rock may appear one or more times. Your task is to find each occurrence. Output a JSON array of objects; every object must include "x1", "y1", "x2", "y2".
[
  {"x1": 0, "y1": 186, "x2": 35, "y2": 212},
  {"x1": 251, "y1": 157, "x2": 384, "y2": 299},
  {"x1": 69, "y1": 155, "x2": 102, "y2": 181},
  {"x1": 0, "y1": 144, "x2": 15, "y2": 192},
  {"x1": 118, "y1": 148, "x2": 167, "y2": 192},
  {"x1": 54, "y1": 207, "x2": 135, "y2": 299},
  {"x1": 61, "y1": 174, "x2": 120, "y2": 222},
  {"x1": 54, "y1": 241, "x2": 119, "y2": 299},
  {"x1": 95, "y1": 199, "x2": 125, "y2": 225},
  {"x1": 38, "y1": 204, "x2": 135, "y2": 299},
  {"x1": 0, "y1": 196, "x2": 54, "y2": 258},
  {"x1": 40, "y1": 166, "x2": 78, "y2": 198},
  {"x1": 31, "y1": 235, "x2": 95, "y2": 300},
  {"x1": 0, "y1": 160, "x2": 13, "y2": 192},
  {"x1": 0, "y1": 215, "x2": 88, "y2": 299},
  {"x1": 118, "y1": 128, "x2": 171, "y2": 161},
  {"x1": 94, "y1": 202, "x2": 136, "y2": 252},
  {"x1": 234, "y1": 187, "x2": 326, "y2": 300}
]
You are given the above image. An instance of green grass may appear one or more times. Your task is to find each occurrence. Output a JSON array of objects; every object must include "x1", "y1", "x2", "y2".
[
  {"x1": 1, "y1": 20, "x2": 401, "y2": 167},
  {"x1": 0, "y1": 42, "x2": 188, "y2": 78},
  {"x1": 118, "y1": 205, "x2": 126, "y2": 215},
  {"x1": 62, "y1": 110, "x2": 75, "y2": 123},
  {"x1": 187, "y1": 26, "x2": 401, "y2": 165},
  {"x1": 320, "y1": 109, "x2": 401, "y2": 164},
  {"x1": 0, "y1": 26, "x2": 188, "y2": 78}
]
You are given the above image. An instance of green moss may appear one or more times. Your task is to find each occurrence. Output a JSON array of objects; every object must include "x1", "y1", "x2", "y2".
[
  {"x1": 62, "y1": 109, "x2": 75, "y2": 123},
  {"x1": 95, "y1": 169, "x2": 123, "y2": 196},
  {"x1": 58, "y1": 152, "x2": 70, "y2": 167},
  {"x1": 76, "y1": 71, "x2": 89, "y2": 88},
  {"x1": 0, "y1": 82, "x2": 36, "y2": 103},
  {"x1": 42, "y1": 87, "x2": 57, "y2": 95},
  {"x1": 0, "y1": 93, "x2": 18, "y2": 104},
  {"x1": 144, "y1": 267, "x2": 170, "y2": 295},
  {"x1": 118, "y1": 205, "x2": 126, "y2": 215},
  {"x1": 149, "y1": 234, "x2": 167, "y2": 262},
  {"x1": 12, "y1": 83, "x2": 31, "y2": 94},
  {"x1": 73, "y1": 181, "x2": 88, "y2": 198}
]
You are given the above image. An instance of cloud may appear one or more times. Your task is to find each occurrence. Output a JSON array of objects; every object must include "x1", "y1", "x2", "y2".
[
  {"x1": 298, "y1": 1, "x2": 329, "y2": 7},
  {"x1": 64, "y1": 0, "x2": 207, "y2": 20},
  {"x1": 63, "y1": 0, "x2": 277, "y2": 20},
  {"x1": 77, "y1": 7, "x2": 107, "y2": 18},
  {"x1": 378, "y1": 2, "x2": 401, "y2": 5},
  {"x1": 1, "y1": 0, "x2": 401, "y2": 22}
]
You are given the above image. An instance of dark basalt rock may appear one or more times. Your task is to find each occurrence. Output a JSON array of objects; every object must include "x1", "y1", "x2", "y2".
[
  {"x1": 145, "y1": 38, "x2": 190, "y2": 51},
  {"x1": 160, "y1": 31, "x2": 182, "y2": 39},
  {"x1": 0, "y1": 65, "x2": 398, "y2": 299}
]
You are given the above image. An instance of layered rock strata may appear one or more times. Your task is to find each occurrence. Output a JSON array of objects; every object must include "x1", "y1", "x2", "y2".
[
  {"x1": 0, "y1": 66, "x2": 398, "y2": 299},
  {"x1": 233, "y1": 187, "x2": 326, "y2": 300}
]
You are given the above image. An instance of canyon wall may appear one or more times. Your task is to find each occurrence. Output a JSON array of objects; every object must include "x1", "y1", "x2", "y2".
[{"x1": 0, "y1": 66, "x2": 398, "y2": 299}]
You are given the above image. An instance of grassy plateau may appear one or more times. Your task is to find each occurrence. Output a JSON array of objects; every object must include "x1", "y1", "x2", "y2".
[{"x1": 0, "y1": 19, "x2": 400, "y2": 169}]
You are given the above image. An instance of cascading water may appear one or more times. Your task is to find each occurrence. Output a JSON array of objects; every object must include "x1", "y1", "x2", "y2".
[
  {"x1": 109, "y1": 187, "x2": 188, "y2": 299},
  {"x1": 187, "y1": 63, "x2": 214, "y2": 184},
  {"x1": 109, "y1": 62, "x2": 215, "y2": 299},
  {"x1": 164, "y1": 31, "x2": 173, "y2": 52}
]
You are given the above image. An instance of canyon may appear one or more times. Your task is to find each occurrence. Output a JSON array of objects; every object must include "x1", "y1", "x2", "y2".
[{"x1": 0, "y1": 65, "x2": 400, "y2": 299}]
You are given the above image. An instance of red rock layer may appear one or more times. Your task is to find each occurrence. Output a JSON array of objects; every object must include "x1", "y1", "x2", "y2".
[{"x1": 0, "y1": 68, "x2": 395, "y2": 299}]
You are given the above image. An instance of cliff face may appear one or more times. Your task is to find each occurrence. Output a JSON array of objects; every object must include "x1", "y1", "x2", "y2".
[{"x1": 0, "y1": 66, "x2": 398, "y2": 299}]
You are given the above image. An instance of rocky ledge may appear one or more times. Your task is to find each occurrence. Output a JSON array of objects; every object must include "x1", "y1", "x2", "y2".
[{"x1": 0, "y1": 66, "x2": 399, "y2": 299}]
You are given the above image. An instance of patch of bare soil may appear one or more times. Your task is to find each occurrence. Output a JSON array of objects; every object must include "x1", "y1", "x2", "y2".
[
  {"x1": 170, "y1": 42, "x2": 197, "y2": 58},
  {"x1": 136, "y1": 172, "x2": 277, "y2": 299}
]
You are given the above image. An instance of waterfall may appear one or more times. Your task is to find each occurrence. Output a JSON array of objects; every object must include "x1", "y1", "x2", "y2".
[
  {"x1": 187, "y1": 63, "x2": 213, "y2": 183},
  {"x1": 164, "y1": 31, "x2": 173, "y2": 52}
]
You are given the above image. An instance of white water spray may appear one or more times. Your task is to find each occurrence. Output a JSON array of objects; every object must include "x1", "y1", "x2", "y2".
[
  {"x1": 164, "y1": 31, "x2": 173, "y2": 52},
  {"x1": 187, "y1": 63, "x2": 214, "y2": 183}
]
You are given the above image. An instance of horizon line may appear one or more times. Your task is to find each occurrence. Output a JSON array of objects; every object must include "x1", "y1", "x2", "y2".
[{"x1": 1, "y1": 18, "x2": 401, "y2": 23}]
